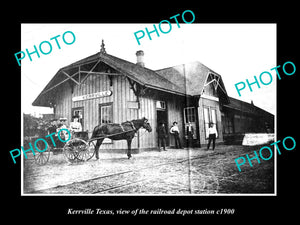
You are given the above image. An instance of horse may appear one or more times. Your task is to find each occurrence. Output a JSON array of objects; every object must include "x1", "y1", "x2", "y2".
[{"x1": 90, "y1": 117, "x2": 152, "y2": 159}]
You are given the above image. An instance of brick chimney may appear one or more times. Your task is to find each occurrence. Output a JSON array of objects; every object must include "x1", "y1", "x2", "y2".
[{"x1": 136, "y1": 50, "x2": 145, "y2": 67}]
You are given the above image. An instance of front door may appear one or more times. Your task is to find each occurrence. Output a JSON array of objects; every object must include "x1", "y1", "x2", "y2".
[
  {"x1": 183, "y1": 107, "x2": 200, "y2": 147},
  {"x1": 156, "y1": 100, "x2": 169, "y2": 146}
]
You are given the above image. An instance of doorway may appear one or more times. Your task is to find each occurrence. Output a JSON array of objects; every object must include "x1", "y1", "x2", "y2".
[
  {"x1": 156, "y1": 109, "x2": 169, "y2": 146},
  {"x1": 183, "y1": 106, "x2": 200, "y2": 147}
]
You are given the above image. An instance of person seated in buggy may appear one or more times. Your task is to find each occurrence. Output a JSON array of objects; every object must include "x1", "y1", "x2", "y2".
[
  {"x1": 47, "y1": 118, "x2": 57, "y2": 134},
  {"x1": 70, "y1": 115, "x2": 82, "y2": 138},
  {"x1": 56, "y1": 117, "x2": 69, "y2": 148}
]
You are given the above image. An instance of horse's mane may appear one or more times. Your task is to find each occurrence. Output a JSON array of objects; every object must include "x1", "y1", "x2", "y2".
[{"x1": 122, "y1": 117, "x2": 146, "y2": 125}]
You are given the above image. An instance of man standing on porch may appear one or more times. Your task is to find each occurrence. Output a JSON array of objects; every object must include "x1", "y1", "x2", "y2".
[
  {"x1": 170, "y1": 121, "x2": 182, "y2": 149},
  {"x1": 207, "y1": 123, "x2": 218, "y2": 150}
]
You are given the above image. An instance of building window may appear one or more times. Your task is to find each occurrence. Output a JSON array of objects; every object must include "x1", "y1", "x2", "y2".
[
  {"x1": 211, "y1": 108, "x2": 217, "y2": 124},
  {"x1": 99, "y1": 103, "x2": 113, "y2": 124},
  {"x1": 203, "y1": 106, "x2": 218, "y2": 139},
  {"x1": 156, "y1": 101, "x2": 166, "y2": 110},
  {"x1": 184, "y1": 107, "x2": 197, "y2": 139},
  {"x1": 223, "y1": 114, "x2": 234, "y2": 134},
  {"x1": 98, "y1": 103, "x2": 113, "y2": 144},
  {"x1": 184, "y1": 107, "x2": 196, "y2": 123},
  {"x1": 72, "y1": 107, "x2": 84, "y2": 129}
]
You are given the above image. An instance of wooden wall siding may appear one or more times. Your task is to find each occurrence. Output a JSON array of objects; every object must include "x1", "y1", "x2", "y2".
[
  {"x1": 55, "y1": 73, "x2": 142, "y2": 150},
  {"x1": 54, "y1": 73, "x2": 189, "y2": 150},
  {"x1": 55, "y1": 81, "x2": 72, "y2": 123},
  {"x1": 198, "y1": 97, "x2": 223, "y2": 145},
  {"x1": 138, "y1": 96, "x2": 156, "y2": 149},
  {"x1": 113, "y1": 75, "x2": 138, "y2": 149},
  {"x1": 72, "y1": 73, "x2": 113, "y2": 134},
  {"x1": 167, "y1": 96, "x2": 184, "y2": 147}
]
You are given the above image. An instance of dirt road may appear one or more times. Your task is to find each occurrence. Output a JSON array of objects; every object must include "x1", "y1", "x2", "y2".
[{"x1": 23, "y1": 145, "x2": 274, "y2": 195}]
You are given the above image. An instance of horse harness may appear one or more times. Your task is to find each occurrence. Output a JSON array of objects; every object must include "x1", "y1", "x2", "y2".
[
  {"x1": 119, "y1": 121, "x2": 137, "y2": 133},
  {"x1": 130, "y1": 121, "x2": 137, "y2": 132}
]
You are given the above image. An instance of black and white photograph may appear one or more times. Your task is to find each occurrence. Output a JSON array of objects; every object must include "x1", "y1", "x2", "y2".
[
  {"x1": 4, "y1": 4, "x2": 299, "y2": 221},
  {"x1": 21, "y1": 23, "x2": 276, "y2": 195}
]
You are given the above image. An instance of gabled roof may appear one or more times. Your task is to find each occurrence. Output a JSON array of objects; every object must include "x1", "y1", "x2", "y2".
[
  {"x1": 33, "y1": 51, "x2": 230, "y2": 107},
  {"x1": 60, "y1": 51, "x2": 185, "y2": 95},
  {"x1": 33, "y1": 51, "x2": 186, "y2": 107},
  {"x1": 98, "y1": 53, "x2": 185, "y2": 95},
  {"x1": 156, "y1": 61, "x2": 229, "y2": 103}
]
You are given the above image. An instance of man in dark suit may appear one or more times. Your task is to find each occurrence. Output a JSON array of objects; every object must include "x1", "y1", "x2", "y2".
[
  {"x1": 186, "y1": 121, "x2": 194, "y2": 148},
  {"x1": 157, "y1": 122, "x2": 167, "y2": 151}
]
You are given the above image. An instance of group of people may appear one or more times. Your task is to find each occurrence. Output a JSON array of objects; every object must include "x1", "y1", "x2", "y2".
[
  {"x1": 47, "y1": 116, "x2": 83, "y2": 147},
  {"x1": 157, "y1": 121, "x2": 218, "y2": 151},
  {"x1": 48, "y1": 116, "x2": 218, "y2": 151}
]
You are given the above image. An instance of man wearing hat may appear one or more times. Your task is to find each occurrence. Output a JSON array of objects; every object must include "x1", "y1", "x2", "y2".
[
  {"x1": 157, "y1": 121, "x2": 168, "y2": 151},
  {"x1": 47, "y1": 118, "x2": 57, "y2": 134},
  {"x1": 207, "y1": 122, "x2": 218, "y2": 150},
  {"x1": 186, "y1": 121, "x2": 194, "y2": 148},
  {"x1": 170, "y1": 121, "x2": 182, "y2": 149}
]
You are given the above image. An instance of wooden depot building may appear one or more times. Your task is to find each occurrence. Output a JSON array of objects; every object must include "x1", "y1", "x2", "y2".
[{"x1": 32, "y1": 40, "x2": 274, "y2": 150}]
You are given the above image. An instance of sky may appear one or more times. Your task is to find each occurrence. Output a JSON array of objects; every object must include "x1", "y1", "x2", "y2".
[{"x1": 21, "y1": 23, "x2": 276, "y2": 116}]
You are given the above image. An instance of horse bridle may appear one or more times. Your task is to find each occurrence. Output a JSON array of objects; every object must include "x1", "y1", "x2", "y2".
[{"x1": 128, "y1": 119, "x2": 149, "y2": 132}]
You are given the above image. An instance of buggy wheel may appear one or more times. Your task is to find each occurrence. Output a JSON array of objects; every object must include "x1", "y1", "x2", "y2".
[
  {"x1": 75, "y1": 140, "x2": 95, "y2": 161},
  {"x1": 63, "y1": 138, "x2": 88, "y2": 163},
  {"x1": 85, "y1": 140, "x2": 96, "y2": 161},
  {"x1": 34, "y1": 144, "x2": 50, "y2": 165},
  {"x1": 76, "y1": 140, "x2": 94, "y2": 161}
]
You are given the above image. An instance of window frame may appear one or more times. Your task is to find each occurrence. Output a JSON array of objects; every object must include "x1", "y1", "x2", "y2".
[
  {"x1": 98, "y1": 103, "x2": 113, "y2": 144},
  {"x1": 184, "y1": 107, "x2": 196, "y2": 123},
  {"x1": 156, "y1": 100, "x2": 166, "y2": 111},
  {"x1": 99, "y1": 103, "x2": 113, "y2": 125}
]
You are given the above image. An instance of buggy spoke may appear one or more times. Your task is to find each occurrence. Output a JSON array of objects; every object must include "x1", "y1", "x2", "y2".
[
  {"x1": 63, "y1": 138, "x2": 88, "y2": 163},
  {"x1": 34, "y1": 148, "x2": 50, "y2": 165}
]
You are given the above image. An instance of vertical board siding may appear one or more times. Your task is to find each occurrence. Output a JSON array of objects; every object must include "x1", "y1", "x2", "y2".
[
  {"x1": 167, "y1": 96, "x2": 184, "y2": 147},
  {"x1": 198, "y1": 97, "x2": 223, "y2": 145},
  {"x1": 55, "y1": 82, "x2": 72, "y2": 123},
  {"x1": 139, "y1": 96, "x2": 156, "y2": 149},
  {"x1": 55, "y1": 73, "x2": 160, "y2": 150}
]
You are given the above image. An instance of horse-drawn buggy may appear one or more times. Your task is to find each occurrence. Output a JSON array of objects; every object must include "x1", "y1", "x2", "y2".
[{"x1": 32, "y1": 118, "x2": 152, "y2": 165}]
